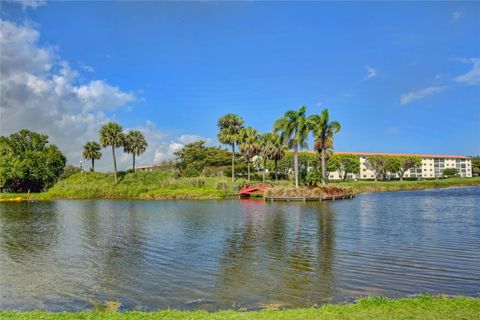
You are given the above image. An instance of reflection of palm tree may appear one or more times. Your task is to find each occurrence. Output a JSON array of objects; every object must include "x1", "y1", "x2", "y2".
[{"x1": 313, "y1": 204, "x2": 336, "y2": 297}]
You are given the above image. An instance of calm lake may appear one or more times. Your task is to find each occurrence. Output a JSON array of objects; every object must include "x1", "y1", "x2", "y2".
[{"x1": 1, "y1": 187, "x2": 479, "y2": 311}]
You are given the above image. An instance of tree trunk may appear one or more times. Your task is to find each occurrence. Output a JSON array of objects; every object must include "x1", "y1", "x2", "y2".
[
  {"x1": 343, "y1": 170, "x2": 348, "y2": 181},
  {"x1": 91, "y1": 158, "x2": 95, "y2": 172},
  {"x1": 399, "y1": 170, "x2": 404, "y2": 181},
  {"x1": 112, "y1": 145, "x2": 118, "y2": 183},
  {"x1": 247, "y1": 158, "x2": 251, "y2": 182},
  {"x1": 294, "y1": 145, "x2": 299, "y2": 188},
  {"x1": 321, "y1": 147, "x2": 326, "y2": 186},
  {"x1": 133, "y1": 154, "x2": 136, "y2": 172},
  {"x1": 263, "y1": 158, "x2": 267, "y2": 183},
  {"x1": 274, "y1": 159, "x2": 278, "y2": 181},
  {"x1": 231, "y1": 144, "x2": 235, "y2": 182}
]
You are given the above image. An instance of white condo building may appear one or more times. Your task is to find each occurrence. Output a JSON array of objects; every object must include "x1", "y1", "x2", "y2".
[{"x1": 328, "y1": 152, "x2": 472, "y2": 180}]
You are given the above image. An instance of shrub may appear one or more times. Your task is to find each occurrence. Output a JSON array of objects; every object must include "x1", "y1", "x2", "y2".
[
  {"x1": 304, "y1": 169, "x2": 322, "y2": 188},
  {"x1": 443, "y1": 168, "x2": 459, "y2": 177},
  {"x1": 59, "y1": 165, "x2": 81, "y2": 180}
]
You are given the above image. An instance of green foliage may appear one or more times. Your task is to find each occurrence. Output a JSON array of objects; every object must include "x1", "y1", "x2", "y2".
[
  {"x1": 238, "y1": 126, "x2": 261, "y2": 180},
  {"x1": 217, "y1": 113, "x2": 244, "y2": 181},
  {"x1": 123, "y1": 130, "x2": 148, "y2": 171},
  {"x1": 397, "y1": 156, "x2": 422, "y2": 180},
  {"x1": 100, "y1": 122, "x2": 125, "y2": 182},
  {"x1": 0, "y1": 130, "x2": 66, "y2": 192},
  {"x1": 443, "y1": 168, "x2": 459, "y2": 177},
  {"x1": 274, "y1": 106, "x2": 310, "y2": 187},
  {"x1": 328, "y1": 154, "x2": 360, "y2": 180},
  {"x1": 304, "y1": 169, "x2": 323, "y2": 187},
  {"x1": 174, "y1": 141, "x2": 231, "y2": 177},
  {"x1": 365, "y1": 155, "x2": 389, "y2": 181},
  {"x1": 46, "y1": 171, "x2": 234, "y2": 199},
  {"x1": 308, "y1": 108, "x2": 341, "y2": 184},
  {"x1": 82, "y1": 141, "x2": 102, "y2": 171},
  {"x1": 59, "y1": 165, "x2": 81, "y2": 180},
  {"x1": 472, "y1": 156, "x2": 480, "y2": 175}
]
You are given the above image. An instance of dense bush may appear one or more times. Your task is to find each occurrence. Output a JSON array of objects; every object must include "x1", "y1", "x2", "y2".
[
  {"x1": 59, "y1": 165, "x2": 81, "y2": 180},
  {"x1": 443, "y1": 168, "x2": 459, "y2": 177},
  {"x1": 0, "y1": 130, "x2": 66, "y2": 192},
  {"x1": 174, "y1": 141, "x2": 231, "y2": 177}
]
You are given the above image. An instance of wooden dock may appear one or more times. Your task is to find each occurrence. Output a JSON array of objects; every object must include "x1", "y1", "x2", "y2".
[{"x1": 264, "y1": 193, "x2": 355, "y2": 202}]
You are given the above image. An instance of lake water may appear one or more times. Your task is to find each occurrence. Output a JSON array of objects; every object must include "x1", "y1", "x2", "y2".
[{"x1": 1, "y1": 187, "x2": 479, "y2": 311}]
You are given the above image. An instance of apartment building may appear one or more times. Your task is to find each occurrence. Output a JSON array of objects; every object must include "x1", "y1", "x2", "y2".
[{"x1": 328, "y1": 152, "x2": 472, "y2": 180}]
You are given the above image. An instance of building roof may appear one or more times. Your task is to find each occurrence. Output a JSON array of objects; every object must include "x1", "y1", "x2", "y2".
[{"x1": 332, "y1": 151, "x2": 470, "y2": 159}]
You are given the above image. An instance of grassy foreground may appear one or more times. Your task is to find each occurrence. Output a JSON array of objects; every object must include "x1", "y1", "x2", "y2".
[
  {"x1": 1, "y1": 296, "x2": 479, "y2": 320},
  {"x1": 0, "y1": 172, "x2": 479, "y2": 201}
]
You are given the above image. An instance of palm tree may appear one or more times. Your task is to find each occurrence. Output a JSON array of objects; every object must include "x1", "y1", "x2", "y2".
[
  {"x1": 238, "y1": 126, "x2": 260, "y2": 182},
  {"x1": 259, "y1": 133, "x2": 271, "y2": 183},
  {"x1": 274, "y1": 106, "x2": 309, "y2": 188},
  {"x1": 99, "y1": 122, "x2": 124, "y2": 182},
  {"x1": 217, "y1": 114, "x2": 244, "y2": 181},
  {"x1": 82, "y1": 141, "x2": 102, "y2": 172},
  {"x1": 264, "y1": 132, "x2": 286, "y2": 181},
  {"x1": 309, "y1": 109, "x2": 341, "y2": 185},
  {"x1": 124, "y1": 130, "x2": 148, "y2": 172}
]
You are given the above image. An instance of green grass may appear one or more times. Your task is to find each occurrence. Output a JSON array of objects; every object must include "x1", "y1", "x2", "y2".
[
  {"x1": 1, "y1": 173, "x2": 479, "y2": 201},
  {"x1": 330, "y1": 176, "x2": 480, "y2": 194},
  {"x1": 1, "y1": 296, "x2": 479, "y2": 319}
]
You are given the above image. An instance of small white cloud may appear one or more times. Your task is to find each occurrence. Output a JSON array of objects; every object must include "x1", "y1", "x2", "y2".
[
  {"x1": 400, "y1": 85, "x2": 447, "y2": 105},
  {"x1": 452, "y1": 10, "x2": 462, "y2": 21},
  {"x1": 364, "y1": 65, "x2": 377, "y2": 80},
  {"x1": 80, "y1": 64, "x2": 95, "y2": 73},
  {"x1": 7, "y1": 0, "x2": 47, "y2": 10},
  {"x1": 178, "y1": 134, "x2": 211, "y2": 145},
  {"x1": 454, "y1": 58, "x2": 480, "y2": 85}
]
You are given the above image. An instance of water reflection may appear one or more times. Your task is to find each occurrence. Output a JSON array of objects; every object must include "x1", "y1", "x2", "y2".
[
  {"x1": 0, "y1": 187, "x2": 479, "y2": 311},
  {"x1": 0, "y1": 202, "x2": 59, "y2": 263}
]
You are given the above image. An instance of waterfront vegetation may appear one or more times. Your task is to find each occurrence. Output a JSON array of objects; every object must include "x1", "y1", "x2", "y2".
[
  {"x1": 2, "y1": 108, "x2": 480, "y2": 199},
  {"x1": 0, "y1": 171, "x2": 478, "y2": 200},
  {"x1": 1, "y1": 296, "x2": 479, "y2": 320}
]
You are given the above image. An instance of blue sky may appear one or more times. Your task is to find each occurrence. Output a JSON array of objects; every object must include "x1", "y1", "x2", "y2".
[{"x1": 1, "y1": 1, "x2": 479, "y2": 169}]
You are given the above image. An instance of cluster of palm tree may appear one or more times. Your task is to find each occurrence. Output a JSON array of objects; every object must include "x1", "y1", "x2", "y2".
[
  {"x1": 217, "y1": 114, "x2": 286, "y2": 183},
  {"x1": 82, "y1": 122, "x2": 148, "y2": 182},
  {"x1": 217, "y1": 106, "x2": 340, "y2": 188}
]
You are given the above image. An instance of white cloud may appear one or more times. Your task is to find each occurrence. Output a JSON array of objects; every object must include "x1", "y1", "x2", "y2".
[
  {"x1": 7, "y1": 0, "x2": 47, "y2": 10},
  {"x1": 400, "y1": 85, "x2": 447, "y2": 105},
  {"x1": 80, "y1": 64, "x2": 95, "y2": 73},
  {"x1": 74, "y1": 80, "x2": 135, "y2": 110},
  {"x1": 0, "y1": 20, "x2": 136, "y2": 170},
  {"x1": 364, "y1": 65, "x2": 377, "y2": 80},
  {"x1": 0, "y1": 19, "x2": 216, "y2": 171},
  {"x1": 454, "y1": 58, "x2": 480, "y2": 85},
  {"x1": 452, "y1": 10, "x2": 462, "y2": 21}
]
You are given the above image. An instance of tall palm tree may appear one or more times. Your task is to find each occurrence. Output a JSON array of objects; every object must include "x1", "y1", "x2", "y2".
[
  {"x1": 274, "y1": 106, "x2": 309, "y2": 188},
  {"x1": 309, "y1": 109, "x2": 341, "y2": 185},
  {"x1": 82, "y1": 141, "x2": 102, "y2": 172},
  {"x1": 217, "y1": 114, "x2": 244, "y2": 181},
  {"x1": 238, "y1": 126, "x2": 260, "y2": 182},
  {"x1": 264, "y1": 132, "x2": 286, "y2": 181},
  {"x1": 124, "y1": 130, "x2": 148, "y2": 172},
  {"x1": 100, "y1": 122, "x2": 124, "y2": 182},
  {"x1": 259, "y1": 133, "x2": 271, "y2": 183}
]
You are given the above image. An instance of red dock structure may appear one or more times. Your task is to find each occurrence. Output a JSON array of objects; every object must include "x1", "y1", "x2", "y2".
[{"x1": 239, "y1": 181, "x2": 272, "y2": 198}]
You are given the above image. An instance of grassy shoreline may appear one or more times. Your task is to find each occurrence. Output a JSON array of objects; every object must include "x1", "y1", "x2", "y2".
[
  {"x1": 1, "y1": 296, "x2": 479, "y2": 319},
  {"x1": 1, "y1": 172, "x2": 479, "y2": 201}
]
